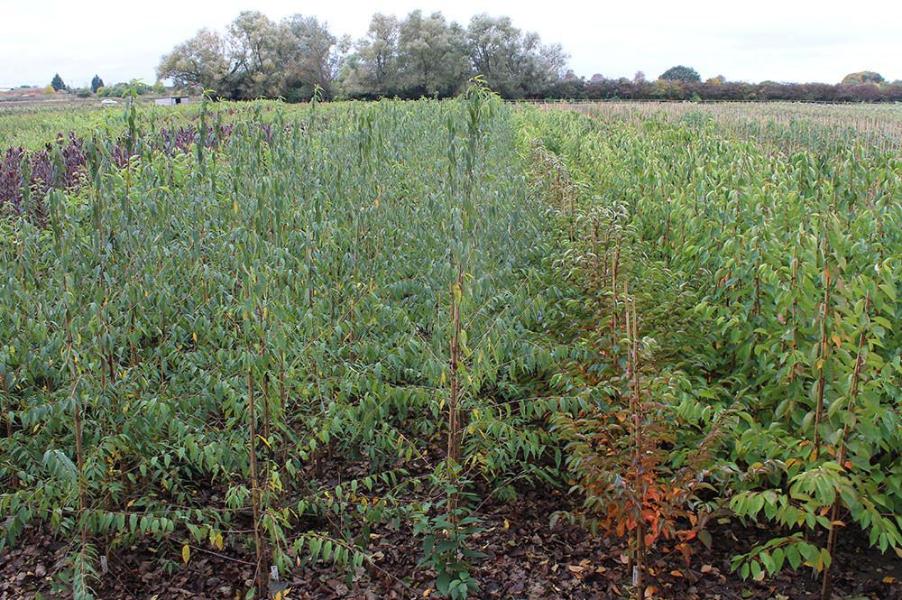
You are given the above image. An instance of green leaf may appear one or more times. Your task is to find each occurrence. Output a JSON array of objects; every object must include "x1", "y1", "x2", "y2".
[{"x1": 436, "y1": 572, "x2": 451, "y2": 594}]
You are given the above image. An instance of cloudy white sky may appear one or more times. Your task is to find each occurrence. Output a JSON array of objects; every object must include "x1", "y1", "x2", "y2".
[{"x1": 2, "y1": 0, "x2": 900, "y2": 88}]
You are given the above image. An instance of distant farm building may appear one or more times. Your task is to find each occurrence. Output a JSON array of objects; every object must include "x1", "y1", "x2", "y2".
[{"x1": 154, "y1": 96, "x2": 191, "y2": 106}]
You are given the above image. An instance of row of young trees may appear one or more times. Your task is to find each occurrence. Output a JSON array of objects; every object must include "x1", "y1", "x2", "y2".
[
  {"x1": 157, "y1": 11, "x2": 567, "y2": 100},
  {"x1": 522, "y1": 98, "x2": 900, "y2": 600}
]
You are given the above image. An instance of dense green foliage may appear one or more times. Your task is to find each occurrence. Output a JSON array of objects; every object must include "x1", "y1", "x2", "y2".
[
  {"x1": 0, "y1": 95, "x2": 899, "y2": 599},
  {"x1": 519, "y1": 107, "x2": 901, "y2": 597},
  {"x1": 158, "y1": 11, "x2": 566, "y2": 101},
  {"x1": 0, "y1": 108, "x2": 105, "y2": 150},
  {"x1": 96, "y1": 80, "x2": 165, "y2": 98},
  {"x1": 0, "y1": 92, "x2": 576, "y2": 598},
  {"x1": 658, "y1": 65, "x2": 701, "y2": 82},
  {"x1": 152, "y1": 9, "x2": 902, "y2": 103},
  {"x1": 50, "y1": 74, "x2": 67, "y2": 92},
  {"x1": 841, "y1": 71, "x2": 885, "y2": 85}
]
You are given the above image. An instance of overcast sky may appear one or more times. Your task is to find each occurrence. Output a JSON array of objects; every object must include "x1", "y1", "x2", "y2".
[{"x1": 2, "y1": 0, "x2": 900, "y2": 88}]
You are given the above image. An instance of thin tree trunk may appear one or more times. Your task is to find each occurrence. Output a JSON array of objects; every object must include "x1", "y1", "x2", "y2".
[
  {"x1": 247, "y1": 368, "x2": 269, "y2": 598},
  {"x1": 812, "y1": 265, "x2": 831, "y2": 456},
  {"x1": 626, "y1": 290, "x2": 646, "y2": 600},
  {"x1": 447, "y1": 272, "x2": 463, "y2": 463},
  {"x1": 631, "y1": 297, "x2": 646, "y2": 600},
  {"x1": 1, "y1": 375, "x2": 11, "y2": 439},
  {"x1": 821, "y1": 295, "x2": 868, "y2": 600},
  {"x1": 64, "y1": 299, "x2": 88, "y2": 549},
  {"x1": 277, "y1": 357, "x2": 288, "y2": 466},
  {"x1": 447, "y1": 269, "x2": 463, "y2": 518},
  {"x1": 611, "y1": 244, "x2": 620, "y2": 334},
  {"x1": 262, "y1": 374, "x2": 270, "y2": 444}
]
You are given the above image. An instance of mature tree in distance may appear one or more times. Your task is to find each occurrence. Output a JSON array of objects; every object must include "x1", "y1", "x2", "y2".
[
  {"x1": 158, "y1": 29, "x2": 230, "y2": 93},
  {"x1": 156, "y1": 13, "x2": 900, "y2": 102},
  {"x1": 90, "y1": 75, "x2": 104, "y2": 93},
  {"x1": 159, "y1": 12, "x2": 346, "y2": 100},
  {"x1": 340, "y1": 13, "x2": 402, "y2": 97},
  {"x1": 465, "y1": 13, "x2": 567, "y2": 98},
  {"x1": 841, "y1": 71, "x2": 884, "y2": 85},
  {"x1": 396, "y1": 11, "x2": 470, "y2": 97},
  {"x1": 280, "y1": 15, "x2": 348, "y2": 101},
  {"x1": 340, "y1": 11, "x2": 566, "y2": 99},
  {"x1": 659, "y1": 65, "x2": 701, "y2": 82},
  {"x1": 50, "y1": 73, "x2": 66, "y2": 91},
  {"x1": 161, "y1": 9, "x2": 567, "y2": 100}
]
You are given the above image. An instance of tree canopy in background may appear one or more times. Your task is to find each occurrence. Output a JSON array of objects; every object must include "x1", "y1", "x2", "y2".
[
  {"x1": 154, "y1": 10, "x2": 901, "y2": 102},
  {"x1": 659, "y1": 65, "x2": 701, "y2": 82},
  {"x1": 50, "y1": 74, "x2": 66, "y2": 91},
  {"x1": 157, "y1": 11, "x2": 350, "y2": 100},
  {"x1": 841, "y1": 71, "x2": 884, "y2": 85},
  {"x1": 159, "y1": 10, "x2": 567, "y2": 100},
  {"x1": 90, "y1": 75, "x2": 105, "y2": 93}
]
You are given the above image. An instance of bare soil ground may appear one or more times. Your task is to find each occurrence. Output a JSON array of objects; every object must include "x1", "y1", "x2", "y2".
[{"x1": 2, "y1": 485, "x2": 899, "y2": 599}]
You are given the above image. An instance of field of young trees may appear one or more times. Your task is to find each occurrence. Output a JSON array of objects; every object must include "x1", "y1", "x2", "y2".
[{"x1": 0, "y1": 92, "x2": 899, "y2": 599}]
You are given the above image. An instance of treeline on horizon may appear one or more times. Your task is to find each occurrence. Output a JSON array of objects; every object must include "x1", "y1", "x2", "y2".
[
  {"x1": 155, "y1": 10, "x2": 902, "y2": 103},
  {"x1": 547, "y1": 75, "x2": 902, "y2": 103}
]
